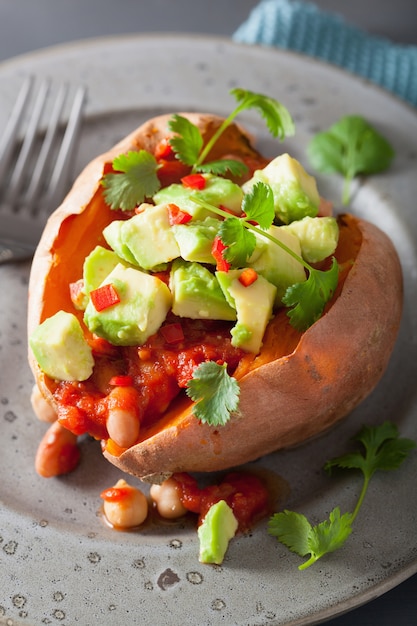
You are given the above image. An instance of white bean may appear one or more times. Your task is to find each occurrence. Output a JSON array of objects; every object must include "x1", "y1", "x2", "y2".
[
  {"x1": 102, "y1": 479, "x2": 148, "y2": 528},
  {"x1": 35, "y1": 420, "x2": 80, "y2": 477},
  {"x1": 31, "y1": 384, "x2": 57, "y2": 423},
  {"x1": 150, "y1": 477, "x2": 188, "y2": 519},
  {"x1": 106, "y1": 386, "x2": 141, "y2": 448}
]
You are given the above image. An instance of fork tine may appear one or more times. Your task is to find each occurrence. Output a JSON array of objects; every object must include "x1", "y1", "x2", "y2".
[
  {"x1": 44, "y1": 84, "x2": 87, "y2": 210},
  {"x1": 24, "y1": 83, "x2": 68, "y2": 204},
  {"x1": 0, "y1": 75, "x2": 33, "y2": 183},
  {"x1": 6, "y1": 78, "x2": 50, "y2": 205}
]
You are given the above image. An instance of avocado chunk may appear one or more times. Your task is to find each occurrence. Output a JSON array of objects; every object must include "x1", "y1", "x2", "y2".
[
  {"x1": 217, "y1": 269, "x2": 276, "y2": 354},
  {"x1": 243, "y1": 153, "x2": 320, "y2": 223},
  {"x1": 154, "y1": 174, "x2": 244, "y2": 220},
  {"x1": 282, "y1": 216, "x2": 339, "y2": 263},
  {"x1": 198, "y1": 500, "x2": 238, "y2": 565},
  {"x1": 172, "y1": 217, "x2": 221, "y2": 264},
  {"x1": 102, "y1": 220, "x2": 138, "y2": 265},
  {"x1": 84, "y1": 264, "x2": 172, "y2": 346},
  {"x1": 83, "y1": 245, "x2": 127, "y2": 295},
  {"x1": 248, "y1": 225, "x2": 306, "y2": 304},
  {"x1": 30, "y1": 310, "x2": 94, "y2": 381},
  {"x1": 170, "y1": 260, "x2": 236, "y2": 321},
  {"x1": 120, "y1": 203, "x2": 180, "y2": 270}
]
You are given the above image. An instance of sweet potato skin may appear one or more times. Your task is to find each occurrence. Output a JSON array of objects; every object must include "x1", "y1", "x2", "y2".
[{"x1": 27, "y1": 113, "x2": 403, "y2": 483}]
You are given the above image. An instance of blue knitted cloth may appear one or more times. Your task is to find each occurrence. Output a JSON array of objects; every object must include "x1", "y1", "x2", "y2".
[{"x1": 233, "y1": 0, "x2": 417, "y2": 108}]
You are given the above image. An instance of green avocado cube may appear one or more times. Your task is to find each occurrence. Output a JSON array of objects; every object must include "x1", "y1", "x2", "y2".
[
  {"x1": 243, "y1": 153, "x2": 320, "y2": 223},
  {"x1": 249, "y1": 225, "x2": 306, "y2": 304},
  {"x1": 120, "y1": 203, "x2": 180, "y2": 270},
  {"x1": 30, "y1": 310, "x2": 94, "y2": 381},
  {"x1": 282, "y1": 216, "x2": 339, "y2": 263},
  {"x1": 102, "y1": 220, "x2": 139, "y2": 265},
  {"x1": 83, "y1": 245, "x2": 127, "y2": 295},
  {"x1": 172, "y1": 217, "x2": 221, "y2": 264},
  {"x1": 170, "y1": 260, "x2": 236, "y2": 321},
  {"x1": 217, "y1": 269, "x2": 276, "y2": 354},
  {"x1": 154, "y1": 175, "x2": 243, "y2": 220},
  {"x1": 84, "y1": 264, "x2": 172, "y2": 346},
  {"x1": 198, "y1": 500, "x2": 238, "y2": 565}
]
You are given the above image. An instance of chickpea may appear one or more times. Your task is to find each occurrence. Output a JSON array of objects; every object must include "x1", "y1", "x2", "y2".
[
  {"x1": 150, "y1": 477, "x2": 188, "y2": 519},
  {"x1": 106, "y1": 386, "x2": 141, "y2": 448},
  {"x1": 35, "y1": 420, "x2": 80, "y2": 477},
  {"x1": 31, "y1": 384, "x2": 57, "y2": 423},
  {"x1": 101, "y1": 479, "x2": 148, "y2": 529}
]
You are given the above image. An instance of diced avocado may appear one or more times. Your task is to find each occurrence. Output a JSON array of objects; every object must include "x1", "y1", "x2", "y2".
[
  {"x1": 29, "y1": 310, "x2": 94, "y2": 381},
  {"x1": 249, "y1": 225, "x2": 306, "y2": 304},
  {"x1": 84, "y1": 264, "x2": 172, "y2": 346},
  {"x1": 198, "y1": 500, "x2": 238, "y2": 565},
  {"x1": 282, "y1": 216, "x2": 339, "y2": 263},
  {"x1": 120, "y1": 203, "x2": 180, "y2": 270},
  {"x1": 170, "y1": 260, "x2": 236, "y2": 321},
  {"x1": 172, "y1": 217, "x2": 221, "y2": 264},
  {"x1": 83, "y1": 245, "x2": 126, "y2": 295},
  {"x1": 243, "y1": 153, "x2": 320, "y2": 223},
  {"x1": 102, "y1": 220, "x2": 138, "y2": 265},
  {"x1": 217, "y1": 269, "x2": 276, "y2": 354},
  {"x1": 154, "y1": 175, "x2": 243, "y2": 220}
]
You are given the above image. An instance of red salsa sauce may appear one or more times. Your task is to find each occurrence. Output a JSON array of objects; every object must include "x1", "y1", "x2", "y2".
[
  {"x1": 172, "y1": 471, "x2": 270, "y2": 532},
  {"x1": 54, "y1": 316, "x2": 245, "y2": 441}
]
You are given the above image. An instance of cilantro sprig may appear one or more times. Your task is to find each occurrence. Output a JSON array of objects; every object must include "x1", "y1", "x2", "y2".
[
  {"x1": 268, "y1": 421, "x2": 415, "y2": 570},
  {"x1": 169, "y1": 88, "x2": 295, "y2": 176},
  {"x1": 307, "y1": 115, "x2": 395, "y2": 206},
  {"x1": 186, "y1": 361, "x2": 240, "y2": 426},
  {"x1": 102, "y1": 150, "x2": 161, "y2": 211},
  {"x1": 192, "y1": 182, "x2": 339, "y2": 332}
]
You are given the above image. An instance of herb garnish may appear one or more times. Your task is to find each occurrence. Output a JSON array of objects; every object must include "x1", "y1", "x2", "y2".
[
  {"x1": 186, "y1": 361, "x2": 240, "y2": 426},
  {"x1": 102, "y1": 88, "x2": 295, "y2": 210},
  {"x1": 268, "y1": 421, "x2": 415, "y2": 569},
  {"x1": 307, "y1": 115, "x2": 395, "y2": 206}
]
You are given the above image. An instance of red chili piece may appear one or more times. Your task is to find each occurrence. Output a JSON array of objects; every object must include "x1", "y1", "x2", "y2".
[
  {"x1": 181, "y1": 173, "x2": 206, "y2": 190},
  {"x1": 154, "y1": 138, "x2": 175, "y2": 161},
  {"x1": 211, "y1": 236, "x2": 231, "y2": 272},
  {"x1": 90, "y1": 283, "x2": 121, "y2": 312},
  {"x1": 160, "y1": 322, "x2": 185, "y2": 345},
  {"x1": 167, "y1": 203, "x2": 193, "y2": 226},
  {"x1": 109, "y1": 375, "x2": 134, "y2": 387},
  {"x1": 238, "y1": 268, "x2": 258, "y2": 287}
]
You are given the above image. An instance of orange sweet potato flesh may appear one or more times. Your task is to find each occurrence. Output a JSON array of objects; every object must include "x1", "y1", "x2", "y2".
[{"x1": 27, "y1": 113, "x2": 403, "y2": 483}]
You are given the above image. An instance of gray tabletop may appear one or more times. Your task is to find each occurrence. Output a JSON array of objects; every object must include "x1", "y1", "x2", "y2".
[{"x1": 1, "y1": 1, "x2": 416, "y2": 624}]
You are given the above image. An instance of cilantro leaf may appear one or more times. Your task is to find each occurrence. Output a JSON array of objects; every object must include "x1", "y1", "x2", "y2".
[
  {"x1": 307, "y1": 115, "x2": 395, "y2": 205},
  {"x1": 241, "y1": 181, "x2": 275, "y2": 229},
  {"x1": 186, "y1": 361, "x2": 240, "y2": 426},
  {"x1": 282, "y1": 258, "x2": 339, "y2": 331},
  {"x1": 269, "y1": 421, "x2": 415, "y2": 570},
  {"x1": 196, "y1": 159, "x2": 249, "y2": 177},
  {"x1": 220, "y1": 217, "x2": 257, "y2": 268},
  {"x1": 168, "y1": 114, "x2": 203, "y2": 166},
  {"x1": 102, "y1": 151, "x2": 160, "y2": 211},
  {"x1": 325, "y1": 421, "x2": 416, "y2": 480},
  {"x1": 231, "y1": 88, "x2": 295, "y2": 140}
]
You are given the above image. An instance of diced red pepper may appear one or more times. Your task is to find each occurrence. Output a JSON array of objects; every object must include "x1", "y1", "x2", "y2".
[
  {"x1": 90, "y1": 283, "x2": 121, "y2": 312},
  {"x1": 211, "y1": 236, "x2": 231, "y2": 272},
  {"x1": 154, "y1": 138, "x2": 175, "y2": 161},
  {"x1": 167, "y1": 203, "x2": 192, "y2": 225},
  {"x1": 238, "y1": 268, "x2": 258, "y2": 287},
  {"x1": 181, "y1": 173, "x2": 206, "y2": 190},
  {"x1": 160, "y1": 322, "x2": 185, "y2": 344},
  {"x1": 109, "y1": 375, "x2": 134, "y2": 387},
  {"x1": 89, "y1": 335, "x2": 119, "y2": 358}
]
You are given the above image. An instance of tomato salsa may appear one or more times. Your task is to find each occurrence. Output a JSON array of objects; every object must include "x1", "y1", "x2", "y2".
[{"x1": 54, "y1": 316, "x2": 244, "y2": 442}]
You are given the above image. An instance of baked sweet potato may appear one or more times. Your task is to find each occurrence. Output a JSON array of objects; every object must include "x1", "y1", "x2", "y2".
[{"x1": 28, "y1": 112, "x2": 403, "y2": 482}]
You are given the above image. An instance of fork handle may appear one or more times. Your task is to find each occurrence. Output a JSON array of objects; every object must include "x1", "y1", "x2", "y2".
[{"x1": 0, "y1": 237, "x2": 34, "y2": 263}]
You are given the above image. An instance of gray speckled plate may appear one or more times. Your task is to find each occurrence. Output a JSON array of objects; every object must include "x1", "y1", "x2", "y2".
[{"x1": 0, "y1": 35, "x2": 416, "y2": 626}]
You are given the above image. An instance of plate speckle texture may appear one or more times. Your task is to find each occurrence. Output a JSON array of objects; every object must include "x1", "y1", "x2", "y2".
[{"x1": 0, "y1": 35, "x2": 416, "y2": 626}]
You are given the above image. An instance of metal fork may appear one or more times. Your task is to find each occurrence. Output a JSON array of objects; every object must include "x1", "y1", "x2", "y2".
[{"x1": 0, "y1": 76, "x2": 87, "y2": 263}]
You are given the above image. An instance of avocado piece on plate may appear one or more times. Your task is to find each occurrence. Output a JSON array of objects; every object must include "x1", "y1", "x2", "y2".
[{"x1": 198, "y1": 500, "x2": 238, "y2": 565}]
